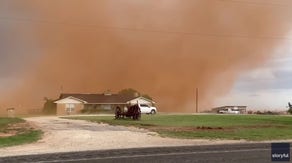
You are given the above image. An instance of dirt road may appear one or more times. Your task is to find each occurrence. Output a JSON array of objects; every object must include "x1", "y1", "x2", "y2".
[{"x1": 0, "y1": 116, "x2": 245, "y2": 157}]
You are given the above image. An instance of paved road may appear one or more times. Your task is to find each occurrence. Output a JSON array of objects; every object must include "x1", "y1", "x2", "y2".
[{"x1": 1, "y1": 142, "x2": 290, "y2": 163}]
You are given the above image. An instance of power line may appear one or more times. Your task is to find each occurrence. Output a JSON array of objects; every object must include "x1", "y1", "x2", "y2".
[{"x1": 1, "y1": 16, "x2": 292, "y2": 41}]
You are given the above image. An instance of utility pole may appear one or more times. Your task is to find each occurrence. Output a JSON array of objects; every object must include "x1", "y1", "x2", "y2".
[
  {"x1": 196, "y1": 88, "x2": 199, "y2": 113},
  {"x1": 60, "y1": 85, "x2": 64, "y2": 93}
]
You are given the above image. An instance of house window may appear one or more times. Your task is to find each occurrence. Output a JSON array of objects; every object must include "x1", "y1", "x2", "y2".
[
  {"x1": 101, "y1": 104, "x2": 111, "y2": 110},
  {"x1": 66, "y1": 104, "x2": 75, "y2": 113}
]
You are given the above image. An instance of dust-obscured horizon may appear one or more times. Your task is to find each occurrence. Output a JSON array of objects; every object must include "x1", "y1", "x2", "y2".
[{"x1": 0, "y1": 0, "x2": 292, "y2": 114}]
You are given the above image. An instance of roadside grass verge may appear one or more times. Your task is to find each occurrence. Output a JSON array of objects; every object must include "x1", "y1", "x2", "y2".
[
  {"x1": 0, "y1": 118, "x2": 25, "y2": 132},
  {"x1": 0, "y1": 130, "x2": 43, "y2": 148},
  {"x1": 63, "y1": 114, "x2": 292, "y2": 141},
  {"x1": 0, "y1": 117, "x2": 43, "y2": 148}
]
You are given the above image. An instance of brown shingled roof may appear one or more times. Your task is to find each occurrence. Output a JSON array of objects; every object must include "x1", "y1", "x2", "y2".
[{"x1": 59, "y1": 93, "x2": 138, "y2": 104}]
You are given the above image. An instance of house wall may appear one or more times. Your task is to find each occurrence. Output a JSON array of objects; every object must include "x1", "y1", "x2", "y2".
[
  {"x1": 83, "y1": 104, "x2": 126, "y2": 113},
  {"x1": 55, "y1": 98, "x2": 84, "y2": 115},
  {"x1": 56, "y1": 103, "x2": 84, "y2": 115},
  {"x1": 84, "y1": 104, "x2": 114, "y2": 112}
]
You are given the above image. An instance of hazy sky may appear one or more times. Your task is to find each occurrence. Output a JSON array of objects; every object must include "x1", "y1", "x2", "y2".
[
  {"x1": 0, "y1": 0, "x2": 292, "y2": 112},
  {"x1": 215, "y1": 52, "x2": 292, "y2": 110}
]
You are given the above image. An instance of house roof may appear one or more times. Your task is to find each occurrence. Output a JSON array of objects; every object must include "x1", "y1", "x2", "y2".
[
  {"x1": 129, "y1": 96, "x2": 156, "y2": 104},
  {"x1": 58, "y1": 93, "x2": 148, "y2": 104}
]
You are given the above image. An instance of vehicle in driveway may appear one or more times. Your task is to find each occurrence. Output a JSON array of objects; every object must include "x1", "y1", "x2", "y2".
[
  {"x1": 115, "y1": 104, "x2": 141, "y2": 120},
  {"x1": 218, "y1": 108, "x2": 240, "y2": 114},
  {"x1": 138, "y1": 104, "x2": 157, "y2": 114}
]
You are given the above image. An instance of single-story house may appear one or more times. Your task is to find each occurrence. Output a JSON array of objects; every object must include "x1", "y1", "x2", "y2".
[
  {"x1": 54, "y1": 93, "x2": 155, "y2": 115},
  {"x1": 211, "y1": 106, "x2": 247, "y2": 114}
]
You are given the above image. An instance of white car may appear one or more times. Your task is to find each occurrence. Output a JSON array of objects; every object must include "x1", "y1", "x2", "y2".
[
  {"x1": 138, "y1": 104, "x2": 157, "y2": 114},
  {"x1": 219, "y1": 108, "x2": 240, "y2": 114}
]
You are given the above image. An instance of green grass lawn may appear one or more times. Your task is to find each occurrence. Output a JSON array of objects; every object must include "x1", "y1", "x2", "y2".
[
  {"x1": 0, "y1": 117, "x2": 25, "y2": 132},
  {"x1": 64, "y1": 114, "x2": 292, "y2": 141},
  {"x1": 0, "y1": 117, "x2": 43, "y2": 148}
]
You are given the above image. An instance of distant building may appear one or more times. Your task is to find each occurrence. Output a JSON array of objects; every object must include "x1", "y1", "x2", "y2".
[
  {"x1": 6, "y1": 108, "x2": 15, "y2": 117},
  {"x1": 211, "y1": 106, "x2": 247, "y2": 114},
  {"x1": 54, "y1": 93, "x2": 155, "y2": 115}
]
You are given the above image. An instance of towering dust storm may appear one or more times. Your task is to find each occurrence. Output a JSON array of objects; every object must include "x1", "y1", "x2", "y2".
[{"x1": 0, "y1": 0, "x2": 292, "y2": 113}]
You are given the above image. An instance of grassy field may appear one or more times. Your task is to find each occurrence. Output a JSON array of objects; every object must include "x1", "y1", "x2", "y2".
[
  {"x1": 0, "y1": 117, "x2": 43, "y2": 148},
  {"x1": 64, "y1": 114, "x2": 292, "y2": 141},
  {"x1": 0, "y1": 118, "x2": 25, "y2": 132}
]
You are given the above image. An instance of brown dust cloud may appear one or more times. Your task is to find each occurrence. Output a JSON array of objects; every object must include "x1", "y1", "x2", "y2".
[{"x1": 0, "y1": 0, "x2": 292, "y2": 114}]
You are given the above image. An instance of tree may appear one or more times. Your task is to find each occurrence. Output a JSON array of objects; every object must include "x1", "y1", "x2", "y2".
[
  {"x1": 118, "y1": 88, "x2": 153, "y2": 100},
  {"x1": 118, "y1": 88, "x2": 141, "y2": 97},
  {"x1": 288, "y1": 102, "x2": 292, "y2": 114},
  {"x1": 43, "y1": 97, "x2": 57, "y2": 115},
  {"x1": 141, "y1": 94, "x2": 153, "y2": 100}
]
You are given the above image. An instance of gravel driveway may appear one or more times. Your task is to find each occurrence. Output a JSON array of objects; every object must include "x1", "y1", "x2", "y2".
[{"x1": 0, "y1": 116, "x2": 245, "y2": 157}]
